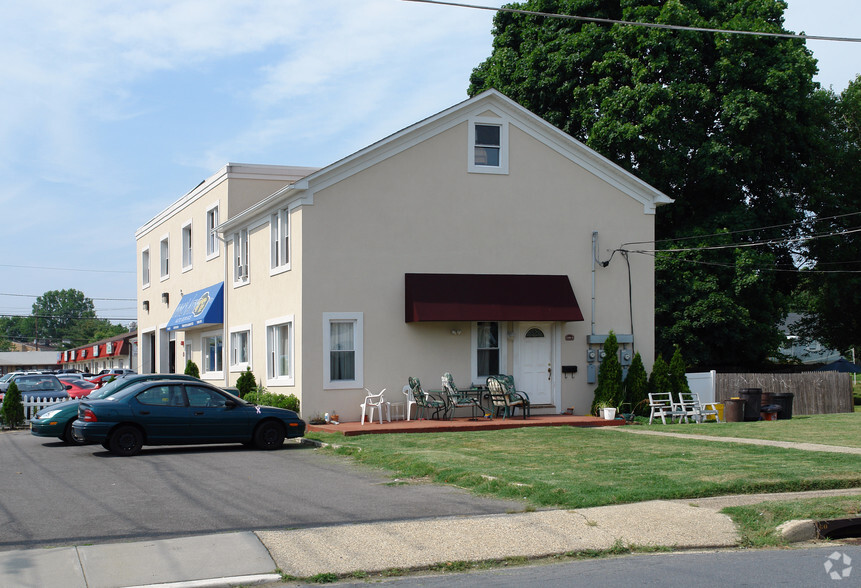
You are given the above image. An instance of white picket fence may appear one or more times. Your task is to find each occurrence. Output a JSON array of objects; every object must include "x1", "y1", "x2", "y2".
[{"x1": 0, "y1": 395, "x2": 76, "y2": 423}]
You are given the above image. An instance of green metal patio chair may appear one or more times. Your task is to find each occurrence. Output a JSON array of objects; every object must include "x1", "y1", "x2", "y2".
[
  {"x1": 408, "y1": 377, "x2": 446, "y2": 420},
  {"x1": 486, "y1": 375, "x2": 530, "y2": 419},
  {"x1": 441, "y1": 372, "x2": 483, "y2": 420}
]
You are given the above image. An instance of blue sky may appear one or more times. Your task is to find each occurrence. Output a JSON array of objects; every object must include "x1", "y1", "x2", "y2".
[{"x1": 1, "y1": 0, "x2": 858, "y2": 327}]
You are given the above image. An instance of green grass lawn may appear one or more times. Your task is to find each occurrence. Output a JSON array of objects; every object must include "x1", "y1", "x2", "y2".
[
  {"x1": 637, "y1": 411, "x2": 861, "y2": 447},
  {"x1": 307, "y1": 418, "x2": 861, "y2": 510}
]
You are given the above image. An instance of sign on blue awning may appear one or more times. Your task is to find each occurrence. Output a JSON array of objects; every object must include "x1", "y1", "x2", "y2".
[{"x1": 165, "y1": 283, "x2": 224, "y2": 332}]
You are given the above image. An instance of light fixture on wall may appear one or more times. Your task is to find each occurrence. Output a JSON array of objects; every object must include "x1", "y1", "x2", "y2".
[
  {"x1": 142, "y1": 300, "x2": 149, "y2": 311},
  {"x1": 162, "y1": 292, "x2": 169, "y2": 304},
  {"x1": 450, "y1": 329, "x2": 462, "y2": 336}
]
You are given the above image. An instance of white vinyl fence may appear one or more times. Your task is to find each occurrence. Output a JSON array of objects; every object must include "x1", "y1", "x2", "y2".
[{"x1": 0, "y1": 395, "x2": 76, "y2": 423}]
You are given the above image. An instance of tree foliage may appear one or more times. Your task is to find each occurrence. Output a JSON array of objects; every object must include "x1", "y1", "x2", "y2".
[
  {"x1": 795, "y1": 76, "x2": 861, "y2": 354},
  {"x1": 469, "y1": 0, "x2": 831, "y2": 366},
  {"x1": 647, "y1": 354, "x2": 671, "y2": 396},
  {"x1": 235, "y1": 368, "x2": 257, "y2": 398}
]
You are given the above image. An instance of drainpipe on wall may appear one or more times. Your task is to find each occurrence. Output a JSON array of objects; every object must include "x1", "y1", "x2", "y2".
[{"x1": 591, "y1": 231, "x2": 598, "y2": 336}]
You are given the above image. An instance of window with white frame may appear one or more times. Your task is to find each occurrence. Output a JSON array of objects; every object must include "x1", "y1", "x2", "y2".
[
  {"x1": 266, "y1": 316, "x2": 294, "y2": 384},
  {"x1": 141, "y1": 247, "x2": 150, "y2": 288},
  {"x1": 229, "y1": 326, "x2": 251, "y2": 372},
  {"x1": 233, "y1": 228, "x2": 249, "y2": 285},
  {"x1": 323, "y1": 312, "x2": 363, "y2": 389},
  {"x1": 472, "y1": 321, "x2": 505, "y2": 383},
  {"x1": 270, "y1": 208, "x2": 290, "y2": 272},
  {"x1": 202, "y1": 333, "x2": 223, "y2": 376},
  {"x1": 206, "y1": 204, "x2": 219, "y2": 258},
  {"x1": 159, "y1": 236, "x2": 170, "y2": 279},
  {"x1": 468, "y1": 118, "x2": 509, "y2": 174},
  {"x1": 181, "y1": 221, "x2": 192, "y2": 270}
]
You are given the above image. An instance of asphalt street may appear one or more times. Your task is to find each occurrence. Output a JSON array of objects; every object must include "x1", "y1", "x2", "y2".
[{"x1": 0, "y1": 429, "x2": 523, "y2": 550}]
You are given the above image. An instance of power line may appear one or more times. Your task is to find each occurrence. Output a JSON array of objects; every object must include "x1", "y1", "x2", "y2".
[
  {"x1": 404, "y1": 0, "x2": 861, "y2": 43},
  {"x1": 0, "y1": 263, "x2": 133, "y2": 274},
  {"x1": 0, "y1": 292, "x2": 136, "y2": 301}
]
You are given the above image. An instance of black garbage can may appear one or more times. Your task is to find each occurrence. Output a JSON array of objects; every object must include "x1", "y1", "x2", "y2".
[
  {"x1": 724, "y1": 398, "x2": 746, "y2": 422},
  {"x1": 739, "y1": 388, "x2": 762, "y2": 421},
  {"x1": 772, "y1": 392, "x2": 795, "y2": 420}
]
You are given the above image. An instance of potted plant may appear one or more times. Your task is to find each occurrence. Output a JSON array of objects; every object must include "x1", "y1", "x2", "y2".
[{"x1": 595, "y1": 401, "x2": 617, "y2": 420}]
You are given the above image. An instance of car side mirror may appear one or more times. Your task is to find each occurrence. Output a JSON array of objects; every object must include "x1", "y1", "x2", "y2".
[
  {"x1": 65, "y1": 384, "x2": 72, "y2": 390},
  {"x1": 225, "y1": 399, "x2": 237, "y2": 409}
]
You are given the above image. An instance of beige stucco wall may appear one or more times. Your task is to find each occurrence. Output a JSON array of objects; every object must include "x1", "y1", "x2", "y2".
[
  {"x1": 135, "y1": 166, "x2": 310, "y2": 379},
  {"x1": 294, "y1": 119, "x2": 656, "y2": 421}
]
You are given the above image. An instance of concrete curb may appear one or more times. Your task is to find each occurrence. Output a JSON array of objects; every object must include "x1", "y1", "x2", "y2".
[{"x1": 777, "y1": 519, "x2": 818, "y2": 543}]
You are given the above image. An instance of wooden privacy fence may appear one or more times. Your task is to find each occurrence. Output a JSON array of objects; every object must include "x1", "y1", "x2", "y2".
[{"x1": 715, "y1": 372, "x2": 853, "y2": 415}]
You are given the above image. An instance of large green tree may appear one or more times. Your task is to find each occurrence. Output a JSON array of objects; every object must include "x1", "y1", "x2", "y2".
[
  {"x1": 469, "y1": 0, "x2": 828, "y2": 367},
  {"x1": 795, "y1": 76, "x2": 861, "y2": 354}
]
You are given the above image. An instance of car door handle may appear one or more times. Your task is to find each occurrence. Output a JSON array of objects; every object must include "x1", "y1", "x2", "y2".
[
  {"x1": 194, "y1": 411, "x2": 204, "y2": 416},
  {"x1": 139, "y1": 410, "x2": 150, "y2": 415}
]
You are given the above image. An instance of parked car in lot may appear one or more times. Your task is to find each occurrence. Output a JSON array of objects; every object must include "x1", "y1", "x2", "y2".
[
  {"x1": 0, "y1": 374, "x2": 69, "y2": 400},
  {"x1": 31, "y1": 374, "x2": 204, "y2": 445},
  {"x1": 87, "y1": 373, "x2": 119, "y2": 388},
  {"x1": 72, "y1": 379, "x2": 306, "y2": 456},
  {"x1": 0, "y1": 371, "x2": 43, "y2": 392},
  {"x1": 58, "y1": 376, "x2": 97, "y2": 399},
  {"x1": 96, "y1": 368, "x2": 136, "y2": 376}
]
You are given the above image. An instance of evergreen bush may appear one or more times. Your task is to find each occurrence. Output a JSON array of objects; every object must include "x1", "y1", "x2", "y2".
[
  {"x1": 591, "y1": 331, "x2": 623, "y2": 415},
  {"x1": 648, "y1": 354, "x2": 672, "y2": 396},
  {"x1": 235, "y1": 368, "x2": 256, "y2": 398},
  {"x1": 1, "y1": 381, "x2": 25, "y2": 429},
  {"x1": 623, "y1": 352, "x2": 649, "y2": 416},
  {"x1": 668, "y1": 347, "x2": 691, "y2": 396},
  {"x1": 184, "y1": 360, "x2": 200, "y2": 378}
]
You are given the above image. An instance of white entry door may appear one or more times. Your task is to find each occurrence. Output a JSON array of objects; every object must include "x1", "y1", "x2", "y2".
[{"x1": 515, "y1": 322, "x2": 553, "y2": 405}]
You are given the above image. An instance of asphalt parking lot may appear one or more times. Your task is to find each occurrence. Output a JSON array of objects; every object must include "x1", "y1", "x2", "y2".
[{"x1": 0, "y1": 429, "x2": 523, "y2": 551}]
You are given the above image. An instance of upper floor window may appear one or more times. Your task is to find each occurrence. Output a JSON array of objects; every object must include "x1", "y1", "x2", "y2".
[
  {"x1": 141, "y1": 248, "x2": 150, "y2": 288},
  {"x1": 468, "y1": 118, "x2": 509, "y2": 174},
  {"x1": 159, "y1": 236, "x2": 170, "y2": 280},
  {"x1": 233, "y1": 229, "x2": 249, "y2": 285},
  {"x1": 270, "y1": 208, "x2": 290, "y2": 272},
  {"x1": 181, "y1": 221, "x2": 193, "y2": 271},
  {"x1": 206, "y1": 204, "x2": 219, "y2": 259}
]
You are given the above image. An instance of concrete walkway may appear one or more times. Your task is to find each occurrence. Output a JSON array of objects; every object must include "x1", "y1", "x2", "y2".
[
  {"x1": 2, "y1": 487, "x2": 859, "y2": 588},
  {"x1": 604, "y1": 427, "x2": 861, "y2": 455}
]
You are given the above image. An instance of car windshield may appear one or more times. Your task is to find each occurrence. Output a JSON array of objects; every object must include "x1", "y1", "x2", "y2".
[
  {"x1": 0, "y1": 373, "x2": 13, "y2": 383},
  {"x1": 15, "y1": 376, "x2": 64, "y2": 392},
  {"x1": 90, "y1": 377, "x2": 129, "y2": 399}
]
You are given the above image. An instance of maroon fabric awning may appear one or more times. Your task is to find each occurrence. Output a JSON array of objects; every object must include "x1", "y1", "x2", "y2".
[{"x1": 405, "y1": 273, "x2": 584, "y2": 322}]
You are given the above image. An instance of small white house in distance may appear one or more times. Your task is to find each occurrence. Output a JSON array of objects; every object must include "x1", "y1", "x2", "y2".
[{"x1": 136, "y1": 90, "x2": 672, "y2": 421}]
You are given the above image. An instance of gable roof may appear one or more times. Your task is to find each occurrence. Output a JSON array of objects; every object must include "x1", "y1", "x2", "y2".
[{"x1": 220, "y1": 90, "x2": 672, "y2": 231}]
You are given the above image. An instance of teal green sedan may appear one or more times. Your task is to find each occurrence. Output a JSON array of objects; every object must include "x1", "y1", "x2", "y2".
[{"x1": 30, "y1": 374, "x2": 203, "y2": 445}]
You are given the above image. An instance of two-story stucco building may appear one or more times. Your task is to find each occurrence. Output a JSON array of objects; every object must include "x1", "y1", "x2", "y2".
[{"x1": 136, "y1": 90, "x2": 671, "y2": 421}]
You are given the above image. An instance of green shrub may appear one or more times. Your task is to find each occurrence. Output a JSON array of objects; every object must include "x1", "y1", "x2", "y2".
[
  {"x1": 648, "y1": 354, "x2": 671, "y2": 396},
  {"x1": 591, "y1": 331, "x2": 623, "y2": 415},
  {"x1": 235, "y1": 368, "x2": 257, "y2": 398},
  {"x1": 668, "y1": 347, "x2": 691, "y2": 396},
  {"x1": 244, "y1": 387, "x2": 300, "y2": 413},
  {"x1": 184, "y1": 360, "x2": 200, "y2": 378},
  {"x1": 1, "y1": 381, "x2": 25, "y2": 429}
]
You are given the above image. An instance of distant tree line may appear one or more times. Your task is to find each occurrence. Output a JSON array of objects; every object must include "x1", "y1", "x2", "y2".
[{"x1": 0, "y1": 289, "x2": 130, "y2": 350}]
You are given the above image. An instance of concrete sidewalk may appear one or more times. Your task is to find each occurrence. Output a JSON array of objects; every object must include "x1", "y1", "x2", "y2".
[{"x1": 4, "y1": 488, "x2": 858, "y2": 588}]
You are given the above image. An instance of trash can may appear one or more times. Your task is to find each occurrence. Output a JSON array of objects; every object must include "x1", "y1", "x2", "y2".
[
  {"x1": 772, "y1": 392, "x2": 795, "y2": 420},
  {"x1": 760, "y1": 404, "x2": 781, "y2": 421},
  {"x1": 739, "y1": 388, "x2": 762, "y2": 421},
  {"x1": 724, "y1": 398, "x2": 746, "y2": 422}
]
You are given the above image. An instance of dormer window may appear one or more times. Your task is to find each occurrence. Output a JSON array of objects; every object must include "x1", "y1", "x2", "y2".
[{"x1": 468, "y1": 117, "x2": 508, "y2": 174}]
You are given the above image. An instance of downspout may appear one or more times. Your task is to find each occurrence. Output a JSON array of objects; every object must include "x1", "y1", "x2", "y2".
[
  {"x1": 591, "y1": 231, "x2": 598, "y2": 336},
  {"x1": 222, "y1": 234, "x2": 229, "y2": 388}
]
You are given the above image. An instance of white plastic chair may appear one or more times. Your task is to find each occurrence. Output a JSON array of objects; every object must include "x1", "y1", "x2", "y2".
[
  {"x1": 678, "y1": 392, "x2": 721, "y2": 423},
  {"x1": 648, "y1": 392, "x2": 688, "y2": 424},
  {"x1": 360, "y1": 388, "x2": 389, "y2": 425},
  {"x1": 402, "y1": 384, "x2": 417, "y2": 421}
]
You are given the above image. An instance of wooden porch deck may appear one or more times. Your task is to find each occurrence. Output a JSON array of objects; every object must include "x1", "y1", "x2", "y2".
[{"x1": 307, "y1": 414, "x2": 626, "y2": 436}]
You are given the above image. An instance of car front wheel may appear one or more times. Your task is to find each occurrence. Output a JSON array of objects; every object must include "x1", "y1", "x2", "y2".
[
  {"x1": 108, "y1": 425, "x2": 143, "y2": 456},
  {"x1": 253, "y1": 421, "x2": 285, "y2": 450}
]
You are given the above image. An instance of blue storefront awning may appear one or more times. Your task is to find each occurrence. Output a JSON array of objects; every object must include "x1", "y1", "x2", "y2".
[{"x1": 165, "y1": 283, "x2": 224, "y2": 332}]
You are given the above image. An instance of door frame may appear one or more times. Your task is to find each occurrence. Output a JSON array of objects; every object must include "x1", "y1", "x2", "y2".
[{"x1": 513, "y1": 321, "x2": 561, "y2": 409}]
